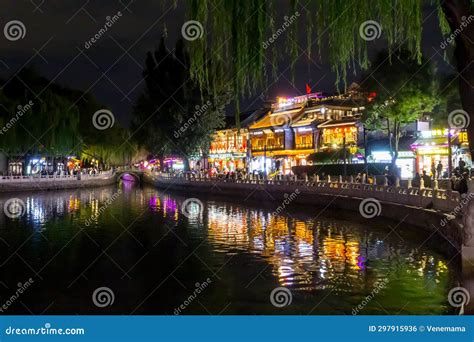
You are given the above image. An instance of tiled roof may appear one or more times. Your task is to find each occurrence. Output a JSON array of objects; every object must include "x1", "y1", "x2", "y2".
[{"x1": 249, "y1": 105, "x2": 305, "y2": 130}]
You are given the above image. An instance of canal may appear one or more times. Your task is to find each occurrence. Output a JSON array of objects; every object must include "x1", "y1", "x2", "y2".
[{"x1": 0, "y1": 180, "x2": 460, "y2": 314}]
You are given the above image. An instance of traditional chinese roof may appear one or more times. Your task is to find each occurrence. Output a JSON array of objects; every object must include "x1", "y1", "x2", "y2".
[
  {"x1": 224, "y1": 107, "x2": 270, "y2": 129},
  {"x1": 249, "y1": 105, "x2": 305, "y2": 130}
]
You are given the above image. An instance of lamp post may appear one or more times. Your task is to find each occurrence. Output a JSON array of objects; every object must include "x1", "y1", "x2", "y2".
[
  {"x1": 448, "y1": 128, "x2": 453, "y2": 178},
  {"x1": 343, "y1": 136, "x2": 347, "y2": 177},
  {"x1": 263, "y1": 144, "x2": 267, "y2": 179}
]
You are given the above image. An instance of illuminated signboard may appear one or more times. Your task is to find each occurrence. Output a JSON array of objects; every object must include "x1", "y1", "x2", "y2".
[{"x1": 275, "y1": 92, "x2": 323, "y2": 108}]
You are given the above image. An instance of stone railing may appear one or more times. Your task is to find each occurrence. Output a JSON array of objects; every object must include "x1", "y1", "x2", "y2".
[
  {"x1": 0, "y1": 170, "x2": 115, "y2": 182},
  {"x1": 152, "y1": 172, "x2": 462, "y2": 213}
]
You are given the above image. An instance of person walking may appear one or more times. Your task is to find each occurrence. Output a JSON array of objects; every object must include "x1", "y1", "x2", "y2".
[
  {"x1": 422, "y1": 170, "x2": 431, "y2": 188},
  {"x1": 436, "y1": 161, "x2": 443, "y2": 179},
  {"x1": 459, "y1": 158, "x2": 466, "y2": 172}
]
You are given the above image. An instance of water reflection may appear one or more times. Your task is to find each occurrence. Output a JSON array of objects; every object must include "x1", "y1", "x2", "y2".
[{"x1": 0, "y1": 184, "x2": 457, "y2": 314}]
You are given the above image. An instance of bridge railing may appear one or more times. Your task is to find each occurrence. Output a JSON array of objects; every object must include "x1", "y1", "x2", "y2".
[{"x1": 151, "y1": 172, "x2": 463, "y2": 213}]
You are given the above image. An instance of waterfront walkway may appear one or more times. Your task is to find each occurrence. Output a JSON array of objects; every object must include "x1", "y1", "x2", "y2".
[
  {"x1": 0, "y1": 170, "x2": 116, "y2": 192},
  {"x1": 149, "y1": 172, "x2": 464, "y2": 213}
]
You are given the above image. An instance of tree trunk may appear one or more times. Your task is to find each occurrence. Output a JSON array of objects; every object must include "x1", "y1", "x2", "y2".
[
  {"x1": 183, "y1": 157, "x2": 190, "y2": 172},
  {"x1": 391, "y1": 123, "x2": 400, "y2": 175},
  {"x1": 441, "y1": 0, "x2": 474, "y2": 154}
]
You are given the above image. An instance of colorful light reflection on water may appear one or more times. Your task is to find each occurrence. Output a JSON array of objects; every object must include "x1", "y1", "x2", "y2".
[{"x1": 0, "y1": 184, "x2": 459, "y2": 314}]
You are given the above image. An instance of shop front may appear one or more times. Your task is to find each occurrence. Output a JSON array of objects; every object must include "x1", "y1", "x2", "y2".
[
  {"x1": 250, "y1": 149, "x2": 314, "y2": 176},
  {"x1": 411, "y1": 129, "x2": 462, "y2": 177},
  {"x1": 208, "y1": 152, "x2": 246, "y2": 173}
]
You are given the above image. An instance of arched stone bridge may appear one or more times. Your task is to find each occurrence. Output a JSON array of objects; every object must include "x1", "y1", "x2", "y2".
[{"x1": 115, "y1": 169, "x2": 145, "y2": 182}]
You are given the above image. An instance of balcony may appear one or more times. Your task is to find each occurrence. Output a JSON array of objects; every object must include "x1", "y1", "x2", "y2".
[
  {"x1": 252, "y1": 144, "x2": 284, "y2": 151},
  {"x1": 295, "y1": 142, "x2": 314, "y2": 149}
]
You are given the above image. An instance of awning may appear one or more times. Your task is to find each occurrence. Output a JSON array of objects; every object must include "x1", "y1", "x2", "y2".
[
  {"x1": 367, "y1": 136, "x2": 417, "y2": 153},
  {"x1": 412, "y1": 137, "x2": 448, "y2": 147},
  {"x1": 317, "y1": 120, "x2": 358, "y2": 128},
  {"x1": 251, "y1": 148, "x2": 314, "y2": 157}
]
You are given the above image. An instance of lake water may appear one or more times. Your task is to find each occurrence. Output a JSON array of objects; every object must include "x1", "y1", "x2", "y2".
[{"x1": 0, "y1": 180, "x2": 459, "y2": 314}]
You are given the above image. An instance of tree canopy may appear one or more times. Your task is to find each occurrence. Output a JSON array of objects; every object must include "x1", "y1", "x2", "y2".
[
  {"x1": 0, "y1": 68, "x2": 136, "y2": 167},
  {"x1": 361, "y1": 50, "x2": 439, "y2": 164},
  {"x1": 131, "y1": 37, "x2": 231, "y2": 169},
  {"x1": 177, "y1": 0, "x2": 473, "y2": 150}
]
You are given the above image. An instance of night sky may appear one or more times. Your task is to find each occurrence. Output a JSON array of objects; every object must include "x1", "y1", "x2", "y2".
[{"x1": 0, "y1": 1, "x2": 451, "y2": 125}]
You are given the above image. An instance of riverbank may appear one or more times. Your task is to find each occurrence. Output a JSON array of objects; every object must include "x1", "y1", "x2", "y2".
[
  {"x1": 144, "y1": 173, "x2": 464, "y2": 253},
  {"x1": 0, "y1": 172, "x2": 116, "y2": 193}
]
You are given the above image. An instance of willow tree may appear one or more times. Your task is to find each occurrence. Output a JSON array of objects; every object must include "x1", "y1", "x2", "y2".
[{"x1": 180, "y1": 0, "x2": 474, "y2": 150}]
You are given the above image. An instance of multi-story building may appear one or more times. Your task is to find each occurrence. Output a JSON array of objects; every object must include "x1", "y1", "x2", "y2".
[
  {"x1": 208, "y1": 108, "x2": 268, "y2": 172},
  {"x1": 248, "y1": 87, "x2": 369, "y2": 174}
]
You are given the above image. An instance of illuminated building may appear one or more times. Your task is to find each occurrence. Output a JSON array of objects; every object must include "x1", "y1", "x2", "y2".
[
  {"x1": 248, "y1": 86, "x2": 368, "y2": 174},
  {"x1": 208, "y1": 109, "x2": 267, "y2": 172},
  {"x1": 411, "y1": 128, "x2": 471, "y2": 175}
]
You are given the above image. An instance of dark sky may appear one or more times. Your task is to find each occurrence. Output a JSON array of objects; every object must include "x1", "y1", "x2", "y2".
[{"x1": 0, "y1": 1, "x2": 452, "y2": 125}]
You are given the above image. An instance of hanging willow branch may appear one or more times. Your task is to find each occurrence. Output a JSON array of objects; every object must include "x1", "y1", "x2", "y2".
[{"x1": 177, "y1": 0, "x2": 469, "y2": 121}]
